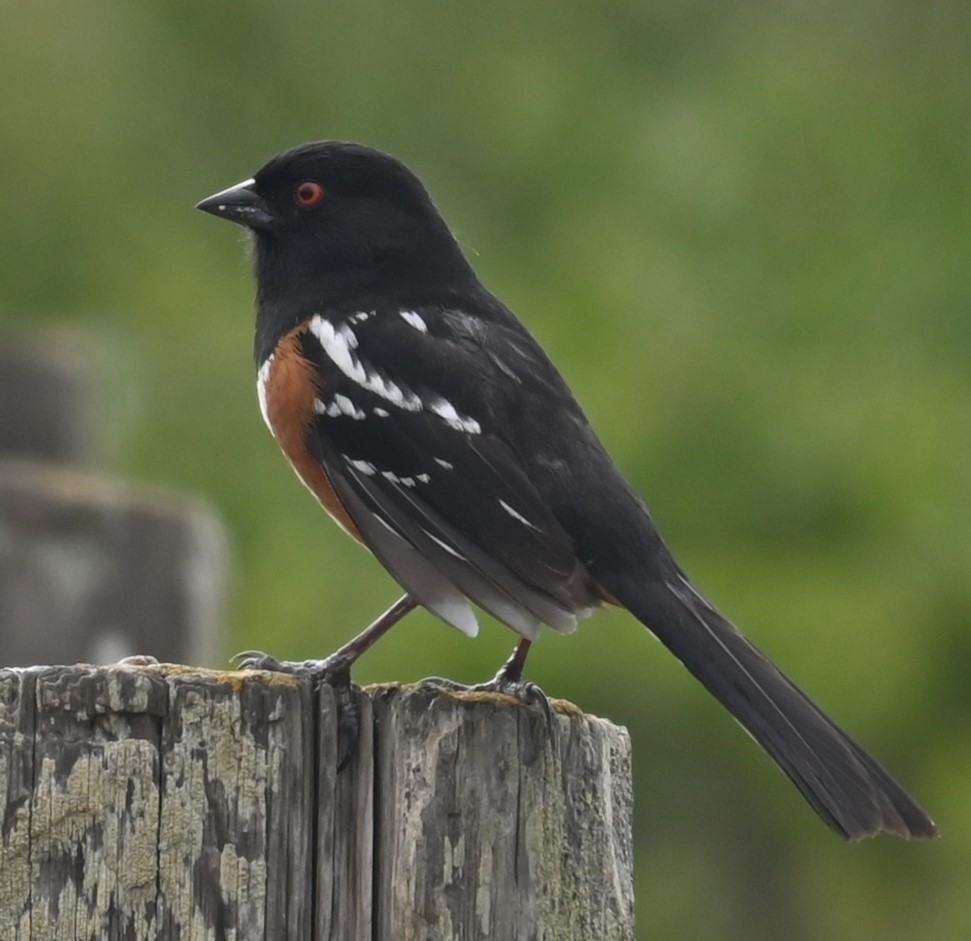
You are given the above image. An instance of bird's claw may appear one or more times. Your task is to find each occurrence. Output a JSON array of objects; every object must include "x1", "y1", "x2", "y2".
[
  {"x1": 231, "y1": 649, "x2": 359, "y2": 769},
  {"x1": 232, "y1": 649, "x2": 285, "y2": 672},
  {"x1": 421, "y1": 675, "x2": 555, "y2": 728},
  {"x1": 508, "y1": 679, "x2": 555, "y2": 727}
]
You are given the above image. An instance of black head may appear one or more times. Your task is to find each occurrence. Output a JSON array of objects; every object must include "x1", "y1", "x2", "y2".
[{"x1": 197, "y1": 141, "x2": 476, "y2": 318}]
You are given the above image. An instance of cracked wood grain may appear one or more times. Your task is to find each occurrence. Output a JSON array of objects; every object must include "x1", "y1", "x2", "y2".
[
  {"x1": 0, "y1": 668, "x2": 634, "y2": 940},
  {"x1": 372, "y1": 686, "x2": 635, "y2": 941}
]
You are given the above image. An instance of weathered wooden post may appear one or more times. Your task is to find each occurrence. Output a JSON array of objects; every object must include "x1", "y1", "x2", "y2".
[{"x1": 0, "y1": 665, "x2": 635, "y2": 940}]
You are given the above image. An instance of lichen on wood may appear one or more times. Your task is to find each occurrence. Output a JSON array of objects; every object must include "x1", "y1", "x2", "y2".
[{"x1": 0, "y1": 666, "x2": 634, "y2": 940}]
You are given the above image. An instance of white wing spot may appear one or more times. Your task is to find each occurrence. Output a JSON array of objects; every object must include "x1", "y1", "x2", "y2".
[
  {"x1": 310, "y1": 315, "x2": 422, "y2": 411},
  {"x1": 256, "y1": 355, "x2": 275, "y2": 435},
  {"x1": 317, "y1": 393, "x2": 366, "y2": 420},
  {"x1": 344, "y1": 456, "x2": 377, "y2": 476},
  {"x1": 373, "y1": 407, "x2": 390, "y2": 417},
  {"x1": 308, "y1": 315, "x2": 479, "y2": 432},
  {"x1": 399, "y1": 310, "x2": 428, "y2": 333},
  {"x1": 499, "y1": 499, "x2": 541, "y2": 531},
  {"x1": 309, "y1": 316, "x2": 362, "y2": 381},
  {"x1": 349, "y1": 311, "x2": 375, "y2": 323},
  {"x1": 416, "y1": 473, "x2": 430, "y2": 484},
  {"x1": 381, "y1": 470, "x2": 416, "y2": 488},
  {"x1": 433, "y1": 458, "x2": 454, "y2": 470},
  {"x1": 427, "y1": 397, "x2": 481, "y2": 434},
  {"x1": 338, "y1": 322, "x2": 359, "y2": 349}
]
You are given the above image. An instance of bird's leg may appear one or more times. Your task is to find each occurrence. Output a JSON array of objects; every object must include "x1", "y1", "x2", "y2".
[
  {"x1": 423, "y1": 638, "x2": 554, "y2": 726},
  {"x1": 493, "y1": 637, "x2": 532, "y2": 684},
  {"x1": 234, "y1": 594, "x2": 418, "y2": 767},
  {"x1": 235, "y1": 593, "x2": 418, "y2": 675}
]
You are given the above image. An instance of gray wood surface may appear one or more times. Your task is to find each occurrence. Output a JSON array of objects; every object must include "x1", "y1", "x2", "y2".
[{"x1": 0, "y1": 665, "x2": 634, "y2": 941}]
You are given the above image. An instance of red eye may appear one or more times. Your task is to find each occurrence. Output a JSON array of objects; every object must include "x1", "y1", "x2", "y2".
[{"x1": 295, "y1": 181, "x2": 324, "y2": 207}]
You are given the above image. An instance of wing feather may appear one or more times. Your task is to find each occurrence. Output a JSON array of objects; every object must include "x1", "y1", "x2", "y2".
[{"x1": 297, "y1": 307, "x2": 596, "y2": 636}]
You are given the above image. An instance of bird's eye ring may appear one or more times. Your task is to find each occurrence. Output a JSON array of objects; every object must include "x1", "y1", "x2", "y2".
[{"x1": 295, "y1": 181, "x2": 325, "y2": 208}]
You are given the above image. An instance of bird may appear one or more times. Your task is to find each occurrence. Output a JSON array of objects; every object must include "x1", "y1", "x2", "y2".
[{"x1": 197, "y1": 140, "x2": 936, "y2": 840}]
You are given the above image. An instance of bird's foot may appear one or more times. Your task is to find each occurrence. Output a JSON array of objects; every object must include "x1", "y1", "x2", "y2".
[
  {"x1": 421, "y1": 669, "x2": 554, "y2": 727},
  {"x1": 423, "y1": 637, "x2": 553, "y2": 725},
  {"x1": 232, "y1": 649, "x2": 360, "y2": 769}
]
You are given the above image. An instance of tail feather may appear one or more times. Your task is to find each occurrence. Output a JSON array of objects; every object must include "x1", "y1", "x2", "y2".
[{"x1": 611, "y1": 571, "x2": 936, "y2": 840}]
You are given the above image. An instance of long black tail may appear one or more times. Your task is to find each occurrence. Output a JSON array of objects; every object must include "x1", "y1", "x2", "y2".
[{"x1": 605, "y1": 568, "x2": 937, "y2": 840}]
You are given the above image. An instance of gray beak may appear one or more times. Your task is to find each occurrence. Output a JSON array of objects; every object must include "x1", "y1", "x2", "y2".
[{"x1": 196, "y1": 178, "x2": 272, "y2": 229}]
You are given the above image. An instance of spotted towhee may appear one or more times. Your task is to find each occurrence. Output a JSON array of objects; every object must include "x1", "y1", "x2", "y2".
[{"x1": 197, "y1": 141, "x2": 936, "y2": 840}]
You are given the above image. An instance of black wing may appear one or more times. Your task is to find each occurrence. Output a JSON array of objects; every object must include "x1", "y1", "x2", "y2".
[{"x1": 297, "y1": 306, "x2": 595, "y2": 638}]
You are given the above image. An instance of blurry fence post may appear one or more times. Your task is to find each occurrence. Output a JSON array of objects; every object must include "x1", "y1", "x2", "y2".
[
  {"x1": 0, "y1": 667, "x2": 636, "y2": 940},
  {"x1": 0, "y1": 462, "x2": 226, "y2": 667},
  {"x1": 0, "y1": 338, "x2": 93, "y2": 465},
  {"x1": 0, "y1": 335, "x2": 227, "y2": 668}
]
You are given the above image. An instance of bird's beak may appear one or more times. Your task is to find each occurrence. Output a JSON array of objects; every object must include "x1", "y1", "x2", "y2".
[{"x1": 196, "y1": 178, "x2": 272, "y2": 229}]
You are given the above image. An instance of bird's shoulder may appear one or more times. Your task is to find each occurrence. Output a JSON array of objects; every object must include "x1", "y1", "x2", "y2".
[{"x1": 260, "y1": 294, "x2": 575, "y2": 422}]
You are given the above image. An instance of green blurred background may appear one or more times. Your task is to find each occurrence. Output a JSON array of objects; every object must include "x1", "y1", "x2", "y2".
[{"x1": 2, "y1": 0, "x2": 968, "y2": 936}]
